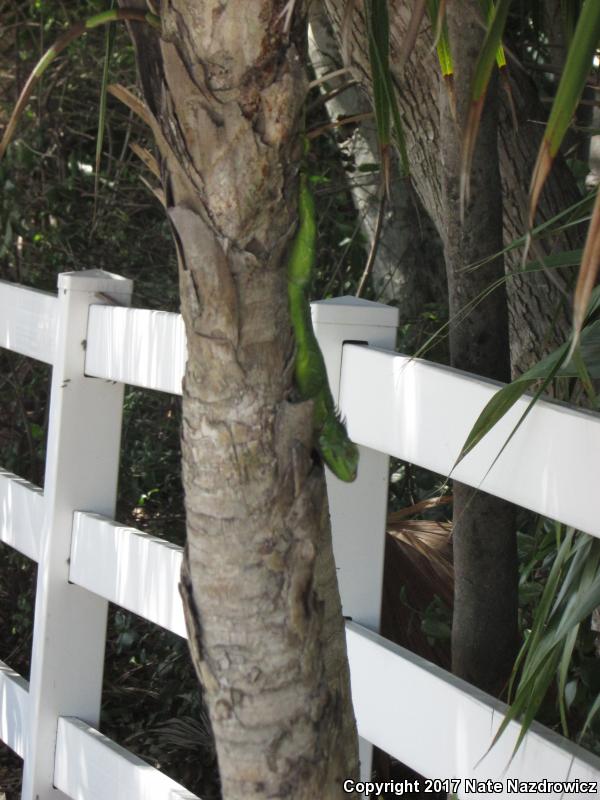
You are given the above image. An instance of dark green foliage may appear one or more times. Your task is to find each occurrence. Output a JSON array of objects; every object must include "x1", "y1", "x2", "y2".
[
  {"x1": 101, "y1": 608, "x2": 220, "y2": 799},
  {"x1": 306, "y1": 135, "x2": 373, "y2": 301},
  {"x1": 118, "y1": 390, "x2": 185, "y2": 545},
  {"x1": 501, "y1": 520, "x2": 600, "y2": 754},
  {"x1": 0, "y1": 1, "x2": 178, "y2": 302}
]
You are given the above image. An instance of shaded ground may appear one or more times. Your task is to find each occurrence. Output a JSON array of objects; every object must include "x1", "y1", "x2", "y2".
[{"x1": 0, "y1": 746, "x2": 21, "y2": 800}]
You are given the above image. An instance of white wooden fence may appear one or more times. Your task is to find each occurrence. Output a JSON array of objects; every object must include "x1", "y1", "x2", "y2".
[{"x1": 1, "y1": 270, "x2": 600, "y2": 800}]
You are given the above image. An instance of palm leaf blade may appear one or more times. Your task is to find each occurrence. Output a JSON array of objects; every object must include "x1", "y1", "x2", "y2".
[
  {"x1": 460, "y1": 0, "x2": 512, "y2": 213},
  {"x1": 529, "y1": 0, "x2": 600, "y2": 227}
]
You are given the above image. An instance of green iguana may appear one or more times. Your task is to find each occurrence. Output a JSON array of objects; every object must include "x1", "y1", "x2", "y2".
[{"x1": 287, "y1": 149, "x2": 359, "y2": 483}]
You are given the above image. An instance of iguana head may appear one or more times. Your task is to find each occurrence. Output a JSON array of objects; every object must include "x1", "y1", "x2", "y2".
[{"x1": 318, "y1": 416, "x2": 359, "y2": 482}]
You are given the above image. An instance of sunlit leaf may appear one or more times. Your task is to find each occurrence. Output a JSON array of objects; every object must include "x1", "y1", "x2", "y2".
[
  {"x1": 569, "y1": 187, "x2": 600, "y2": 357},
  {"x1": 94, "y1": 0, "x2": 116, "y2": 205},
  {"x1": 528, "y1": 0, "x2": 600, "y2": 228},
  {"x1": 456, "y1": 340, "x2": 568, "y2": 464},
  {"x1": 430, "y1": 0, "x2": 447, "y2": 48},
  {"x1": 457, "y1": 294, "x2": 600, "y2": 468},
  {"x1": 550, "y1": 542, "x2": 600, "y2": 645},
  {"x1": 487, "y1": 657, "x2": 557, "y2": 761},
  {"x1": 427, "y1": 0, "x2": 455, "y2": 116}
]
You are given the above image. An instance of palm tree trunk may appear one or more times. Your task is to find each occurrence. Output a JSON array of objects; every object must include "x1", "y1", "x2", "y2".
[
  {"x1": 320, "y1": 0, "x2": 524, "y2": 695},
  {"x1": 439, "y1": 3, "x2": 519, "y2": 694},
  {"x1": 121, "y1": 2, "x2": 359, "y2": 797}
]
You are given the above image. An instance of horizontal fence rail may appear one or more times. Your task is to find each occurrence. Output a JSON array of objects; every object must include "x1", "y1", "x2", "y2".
[
  {"x1": 346, "y1": 624, "x2": 600, "y2": 798},
  {"x1": 69, "y1": 512, "x2": 186, "y2": 638},
  {"x1": 54, "y1": 718, "x2": 199, "y2": 800},
  {"x1": 0, "y1": 470, "x2": 43, "y2": 562},
  {"x1": 85, "y1": 305, "x2": 186, "y2": 394},
  {"x1": 0, "y1": 660, "x2": 28, "y2": 759},
  {"x1": 339, "y1": 344, "x2": 600, "y2": 540},
  {"x1": 0, "y1": 281, "x2": 57, "y2": 365}
]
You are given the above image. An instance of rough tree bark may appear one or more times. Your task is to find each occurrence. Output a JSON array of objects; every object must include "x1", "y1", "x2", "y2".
[{"x1": 121, "y1": 2, "x2": 359, "y2": 798}]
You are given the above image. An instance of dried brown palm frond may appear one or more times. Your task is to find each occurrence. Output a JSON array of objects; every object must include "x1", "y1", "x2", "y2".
[
  {"x1": 387, "y1": 517, "x2": 453, "y2": 604},
  {"x1": 381, "y1": 499, "x2": 454, "y2": 670}
]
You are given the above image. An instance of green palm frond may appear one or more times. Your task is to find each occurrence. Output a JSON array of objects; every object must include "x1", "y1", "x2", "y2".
[
  {"x1": 529, "y1": 0, "x2": 600, "y2": 229},
  {"x1": 569, "y1": 187, "x2": 600, "y2": 360},
  {"x1": 486, "y1": 528, "x2": 600, "y2": 759},
  {"x1": 0, "y1": 8, "x2": 161, "y2": 162},
  {"x1": 94, "y1": 0, "x2": 117, "y2": 206},
  {"x1": 427, "y1": 0, "x2": 455, "y2": 117},
  {"x1": 365, "y1": 0, "x2": 410, "y2": 182},
  {"x1": 456, "y1": 302, "x2": 600, "y2": 466},
  {"x1": 460, "y1": 0, "x2": 512, "y2": 216}
]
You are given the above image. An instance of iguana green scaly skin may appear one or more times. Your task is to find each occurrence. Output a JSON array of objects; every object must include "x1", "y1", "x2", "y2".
[{"x1": 287, "y1": 160, "x2": 359, "y2": 483}]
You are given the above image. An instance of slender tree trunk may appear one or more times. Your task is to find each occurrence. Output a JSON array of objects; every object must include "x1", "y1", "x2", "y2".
[
  {"x1": 122, "y1": 3, "x2": 359, "y2": 797},
  {"x1": 439, "y1": 3, "x2": 519, "y2": 694}
]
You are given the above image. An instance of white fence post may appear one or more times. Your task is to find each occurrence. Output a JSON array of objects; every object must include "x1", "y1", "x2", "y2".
[
  {"x1": 311, "y1": 296, "x2": 399, "y2": 784},
  {"x1": 22, "y1": 270, "x2": 132, "y2": 800}
]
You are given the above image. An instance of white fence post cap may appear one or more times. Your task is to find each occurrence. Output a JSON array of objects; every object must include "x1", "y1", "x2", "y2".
[
  {"x1": 311, "y1": 295, "x2": 399, "y2": 328},
  {"x1": 57, "y1": 270, "x2": 133, "y2": 295}
]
